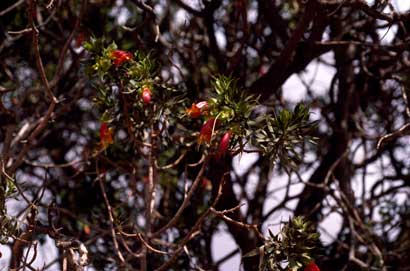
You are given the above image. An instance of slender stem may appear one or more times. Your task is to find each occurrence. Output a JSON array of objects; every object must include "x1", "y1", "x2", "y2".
[
  {"x1": 153, "y1": 158, "x2": 208, "y2": 236},
  {"x1": 154, "y1": 174, "x2": 226, "y2": 271},
  {"x1": 97, "y1": 166, "x2": 126, "y2": 264},
  {"x1": 142, "y1": 107, "x2": 158, "y2": 271}
]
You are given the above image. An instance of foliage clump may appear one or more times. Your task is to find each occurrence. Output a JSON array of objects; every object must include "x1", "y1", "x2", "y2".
[{"x1": 245, "y1": 216, "x2": 320, "y2": 271}]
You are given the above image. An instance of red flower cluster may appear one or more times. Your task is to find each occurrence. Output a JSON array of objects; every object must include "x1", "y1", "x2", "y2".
[
  {"x1": 304, "y1": 261, "x2": 320, "y2": 271},
  {"x1": 110, "y1": 50, "x2": 133, "y2": 66},
  {"x1": 188, "y1": 101, "x2": 232, "y2": 155},
  {"x1": 186, "y1": 101, "x2": 209, "y2": 118},
  {"x1": 100, "y1": 122, "x2": 113, "y2": 148}
]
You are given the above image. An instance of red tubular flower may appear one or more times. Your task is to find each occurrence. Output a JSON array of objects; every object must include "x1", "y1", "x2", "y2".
[
  {"x1": 83, "y1": 224, "x2": 91, "y2": 235},
  {"x1": 198, "y1": 118, "x2": 216, "y2": 144},
  {"x1": 186, "y1": 103, "x2": 201, "y2": 118},
  {"x1": 100, "y1": 122, "x2": 113, "y2": 148},
  {"x1": 201, "y1": 177, "x2": 212, "y2": 190},
  {"x1": 75, "y1": 32, "x2": 85, "y2": 47},
  {"x1": 217, "y1": 131, "x2": 232, "y2": 159},
  {"x1": 142, "y1": 87, "x2": 152, "y2": 104},
  {"x1": 304, "y1": 261, "x2": 320, "y2": 271},
  {"x1": 186, "y1": 101, "x2": 209, "y2": 118},
  {"x1": 196, "y1": 101, "x2": 209, "y2": 111},
  {"x1": 110, "y1": 50, "x2": 133, "y2": 66}
]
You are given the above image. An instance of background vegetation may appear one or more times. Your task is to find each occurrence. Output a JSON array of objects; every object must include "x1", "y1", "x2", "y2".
[{"x1": 1, "y1": 0, "x2": 410, "y2": 270}]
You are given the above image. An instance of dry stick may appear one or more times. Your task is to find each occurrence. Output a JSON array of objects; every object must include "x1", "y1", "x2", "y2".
[
  {"x1": 117, "y1": 232, "x2": 144, "y2": 258},
  {"x1": 8, "y1": 0, "x2": 58, "y2": 173},
  {"x1": 152, "y1": 159, "x2": 208, "y2": 236},
  {"x1": 6, "y1": 0, "x2": 87, "y2": 172},
  {"x1": 155, "y1": 152, "x2": 186, "y2": 170},
  {"x1": 376, "y1": 123, "x2": 410, "y2": 150},
  {"x1": 148, "y1": 127, "x2": 157, "y2": 225},
  {"x1": 215, "y1": 248, "x2": 240, "y2": 267},
  {"x1": 27, "y1": 242, "x2": 38, "y2": 267},
  {"x1": 134, "y1": 0, "x2": 160, "y2": 41},
  {"x1": 51, "y1": 0, "x2": 87, "y2": 86},
  {"x1": 392, "y1": 75, "x2": 410, "y2": 118},
  {"x1": 353, "y1": 0, "x2": 394, "y2": 22},
  {"x1": 323, "y1": 142, "x2": 351, "y2": 186},
  {"x1": 141, "y1": 118, "x2": 159, "y2": 271},
  {"x1": 174, "y1": 0, "x2": 203, "y2": 17},
  {"x1": 187, "y1": 154, "x2": 206, "y2": 167},
  {"x1": 0, "y1": 0, "x2": 25, "y2": 17},
  {"x1": 346, "y1": 219, "x2": 369, "y2": 270},
  {"x1": 332, "y1": 187, "x2": 387, "y2": 270},
  {"x1": 46, "y1": 0, "x2": 56, "y2": 10},
  {"x1": 21, "y1": 239, "x2": 33, "y2": 269},
  {"x1": 154, "y1": 176, "x2": 226, "y2": 271},
  {"x1": 210, "y1": 207, "x2": 265, "y2": 240},
  {"x1": 138, "y1": 233, "x2": 167, "y2": 255},
  {"x1": 264, "y1": 0, "x2": 317, "y2": 81},
  {"x1": 97, "y1": 168, "x2": 126, "y2": 264},
  {"x1": 375, "y1": 76, "x2": 410, "y2": 151},
  {"x1": 1, "y1": 125, "x2": 15, "y2": 170},
  {"x1": 339, "y1": 191, "x2": 386, "y2": 270},
  {"x1": 10, "y1": 230, "x2": 33, "y2": 269},
  {"x1": 29, "y1": 1, "x2": 57, "y2": 103}
]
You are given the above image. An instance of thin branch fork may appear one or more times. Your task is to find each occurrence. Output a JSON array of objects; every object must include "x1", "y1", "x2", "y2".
[
  {"x1": 154, "y1": 175, "x2": 227, "y2": 271},
  {"x1": 210, "y1": 207, "x2": 265, "y2": 240},
  {"x1": 7, "y1": 0, "x2": 59, "y2": 173},
  {"x1": 28, "y1": 0, "x2": 58, "y2": 104},
  {"x1": 152, "y1": 158, "x2": 208, "y2": 236},
  {"x1": 97, "y1": 165, "x2": 126, "y2": 264},
  {"x1": 137, "y1": 233, "x2": 168, "y2": 255}
]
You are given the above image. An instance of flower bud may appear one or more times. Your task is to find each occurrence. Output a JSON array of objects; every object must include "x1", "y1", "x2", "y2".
[
  {"x1": 100, "y1": 122, "x2": 113, "y2": 148},
  {"x1": 219, "y1": 131, "x2": 231, "y2": 152},
  {"x1": 216, "y1": 131, "x2": 231, "y2": 159},
  {"x1": 75, "y1": 32, "x2": 86, "y2": 48},
  {"x1": 83, "y1": 225, "x2": 91, "y2": 235},
  {"x1": 304, "y1": 261, "x2": 320, "y2": 271},
  {"x1": 142, "y1": 87, "x2": 152, "y2": 104}
]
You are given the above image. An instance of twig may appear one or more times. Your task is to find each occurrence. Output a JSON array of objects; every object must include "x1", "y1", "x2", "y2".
[
  {"x1": 187, "y1": 154, "x2": 206, "y2": 167},
  {"x1": 28, "y1": 0, "x2": 58, "y2": 104},
  {"x1": 210, "y1": 207, "x2": 265, "y2": 240},
  {"x1": 155, "y1": 152, "x2": 186, "y2": 170},
  {"x1": 51, "y1": 0, "x2": 87, "y2": 86},
  {"x1": 153, "y1": 158, "x2": 208, "y2": 236},
  {"x1": 377, "y1": 123, "x2": 410, "y2": 150},
  {"x1": 0, "y1": 0, "x2": 25, "y2": 17},
  {"x1": 97, "y1": 166, "x2": 126, "y2": 264},
  {"x1": 138, "y1": 233, "x2": 167, "y2": 255},
  {"x1": 134, "y1": 0, "x2": 161, "y2": 42},
  {"x1": 8, "y1": 0, "x2": 58, "y2": 173},
  {"x1": 154, "y1": 175, "x2": 226, "y2": 271}
]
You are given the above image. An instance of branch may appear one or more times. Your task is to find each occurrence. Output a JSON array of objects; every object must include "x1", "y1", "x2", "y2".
[
  {"x1": 153, "y1": 158, "x2": 208, "y2": 236},
  {"x1": 154, "y1": 175, "x2": 226, "y2": 271},
  {"x1": 97, "y1": 166, "x2": 126, "y2": 264},
  {"x1": 250, "y1": 0, "x2": 319, "y2": 99}
]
